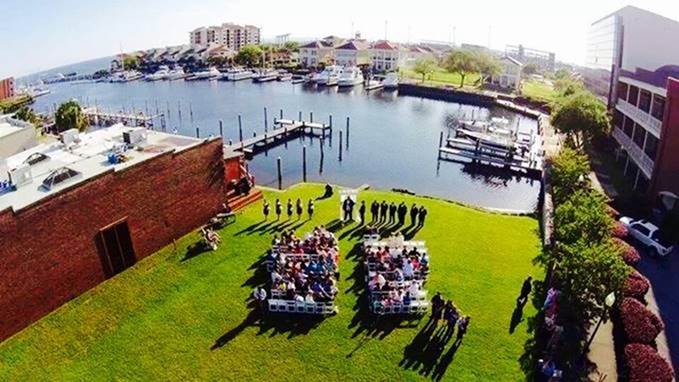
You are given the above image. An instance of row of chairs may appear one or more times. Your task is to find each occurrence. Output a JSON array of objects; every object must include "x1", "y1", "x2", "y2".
[
  {"x1": 268, "y1": 299, "x2": 337, "y2": 315},
  {"x1": 364, "y1": 264, "x2": 428, "y2": 281},
  {"x1": 370, "y1": 290, "x2": 428, "y2": 302},
  {"x1": 370, "y1": 300, "x2": 430, "y2": 315}
]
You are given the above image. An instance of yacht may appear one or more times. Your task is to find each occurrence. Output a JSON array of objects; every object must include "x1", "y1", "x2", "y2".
[
  {"x1": 223, "y1": 67, "x2": 254, "y2": 81},
  {"x1": 186, "y1": 67, "x2": 221, "y2": 81},
  {"x1": 277, "y1": 71, "x2": 293, "y2": 81},
  {"x1": 315, "y1": 65, "x2": 343, "y2": 86},
  {"x1": 110, "y1": 70, "x2": 142, "y2": 83},
  {"x1": 165, "y1": 68, "x2": 186, "y2": 80},
  {"x1": 145, "y1": 66, "x2": 169, "y2": 81},
  {"x1": 382, "y1": 72, "x2": 399, "y2": 89},
  {"x1": 337, "y1": 67, "x2": 364, "y2": 87},
  {"x1": 252, "y1": 68, "x2": 279, "y2": 82}
]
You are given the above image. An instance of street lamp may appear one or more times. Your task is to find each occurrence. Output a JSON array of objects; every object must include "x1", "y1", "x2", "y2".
[{"x1": 584, "y1": 292, "x2": 616, "y2": 353}]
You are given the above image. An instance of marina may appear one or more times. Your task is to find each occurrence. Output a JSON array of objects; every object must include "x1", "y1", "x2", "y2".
[{"x1": 30, "y1": 66, "x2": 541, "y2": 211}]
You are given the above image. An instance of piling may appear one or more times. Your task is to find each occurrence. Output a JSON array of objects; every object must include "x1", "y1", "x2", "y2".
[
  {"x1": 439, "y1": 131, "x2": 444, "y2": 148},
  {"x1": 190, "y1": 103, "x2": 194, "y2": 122},
  {"x1": 339, "y1": 130, "x2": 343, "y2": 162},
  {"x1": 196, "y1": 127, "x2": 200, "y2": 138},
  {"x1": 298, "y1": 111, "x2": 302, "y2": 121},
  {"x1": 329, "y1": 114, "x2": 333, "y2": 128},
  {"x1": 346, "y1": 117, "x2": 350, "y2": 149},
  {"x1": 264, "y1": 107, "x2": 268, "y2": 132},
  {"x1": 280, "y1": 109, "x2": 283, "y2": 119},
  {"x1": 228, "y1": 139, "x2": 233, "y2": 146},
  {"x1": 219, "y1": 119, "x2": 223, "y2": 138},
  {"x1": 310, "y1": 112, "x2": 313, "y2": 123},
  {"x1": 238, "y1": 115, "x2": 243, "y2": 142},
  {"x1": 277, "y1": 157, "x2": 282, "y2": 190},
  {"x1": 302, "y1": 146, "x2": 307, "y2": 182}
]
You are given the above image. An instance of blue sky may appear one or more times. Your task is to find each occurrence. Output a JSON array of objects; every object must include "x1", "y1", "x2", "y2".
[{"x1": 2, "y1": 0, "x2": 679, "y2": 78}]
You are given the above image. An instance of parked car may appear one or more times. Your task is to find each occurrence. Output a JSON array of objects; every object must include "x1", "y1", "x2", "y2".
[{"x1": 619, "y1": 217, "x2": 674, "y2": 256}]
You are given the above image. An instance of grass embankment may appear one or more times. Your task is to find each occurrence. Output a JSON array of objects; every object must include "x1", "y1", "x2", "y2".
[
  {"x1": 0, "y1": 95, "x2": 33, "y2": 114},
  {"x1": 521, "y1": 80, "x2": 557, "y2": 103},
  {"x1": 0, "y1": 184, "x2": 542, "y2": 381},
  {"x1": 401, "y1": 68, "x2": 482, "y2": 89}
]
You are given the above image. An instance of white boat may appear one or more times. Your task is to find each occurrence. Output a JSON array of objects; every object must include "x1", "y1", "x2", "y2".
[
  {"x1": 252, "y1": 69, "x2": 279, "y2": 82},
  {"x1": 186, "y1": 67, "x2": 221, "y2": 81},
  {"x1": 277, "y1": 72, "x2": 293, "y2": 81},
  {"x1": 110, "y1": 70, "x2": 142, "y2": 83},
  {"x1": 145, "y1": 66, "x2": 169, "y2": 81},
  {"x1": 315, "y1": 65, "x2": 343, "y2": 86},
  {"x1": 338, "y1": 67, "x2": 364, "y2": 87},
  {"x1": 364, "y1": 79, "x2": 383, "y2": 91},
  {"x1": 223, "y1": 68, "x2": 254, "y2": 81},
  {"x1": 382, "y1": 72, "x2": 399, "y2": 89},
  {"x1": 164, "y1": 68, "x2": 186, "y2": 80}
]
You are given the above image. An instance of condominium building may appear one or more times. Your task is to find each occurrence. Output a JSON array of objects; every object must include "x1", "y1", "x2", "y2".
[
  {"x1": 189, "y1": 23, "x2": 260, "y2": 50},
  {"x1": 370, "y1": 41, "x2": 406, "y2": 72},
  {"x1": 0, "y1": 77, "x2": 15, "y2": 100},
  {"x1": 584, "y1": 6, "x2": 679, "y2": 198},
  {"x1": 299, "y1": 36, "x2": 346, "y2": 68},
  {"x1": 505, "y1": 45, "x2": 556, "y2": 72}
]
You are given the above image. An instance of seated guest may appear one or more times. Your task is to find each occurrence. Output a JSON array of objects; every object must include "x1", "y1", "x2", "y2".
[
  {"x1": 305, "y1": 291, "x2": 315, "y2": 303},
  {"x1": 403, "y1": 291, "x2": 412, "y2": 305},
  {"x1": 403, "y1": 260, "x2": 414, "y2": 279}
]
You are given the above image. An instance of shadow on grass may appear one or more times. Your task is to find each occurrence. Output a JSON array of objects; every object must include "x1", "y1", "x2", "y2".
[
  {"x1": 399, "y1": 318, "x2": 461, "y2": 380},
  {"x1": 181, "y1": 242, "x2": 211, "y2": 262}
]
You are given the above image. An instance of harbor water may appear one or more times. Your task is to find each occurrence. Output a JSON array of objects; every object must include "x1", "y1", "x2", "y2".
[{"x1": 31, "y1": 69, "x2": 541, "y2": 212}]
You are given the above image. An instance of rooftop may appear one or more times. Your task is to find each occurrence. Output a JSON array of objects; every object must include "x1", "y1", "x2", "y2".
[
  {"x1": 0, "y1": 124, "x2": 209, "y2": 213},
  {"x1": 0, "y1": 114, "x2": 33, "y2": 139}
]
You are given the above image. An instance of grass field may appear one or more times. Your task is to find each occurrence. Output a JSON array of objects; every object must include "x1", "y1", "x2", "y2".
[
  {"x1": 521, "y1": 80, "x2": 557, "y2": 103},
  {"x1": 0, "y1": 184, "x2": 542, "y2": 381},
  {"x1": 401, "y1": 67, "x2": 482, "y2": 89}
]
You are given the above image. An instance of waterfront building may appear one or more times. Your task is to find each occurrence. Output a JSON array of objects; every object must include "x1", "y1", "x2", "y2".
[
  {"x1": 299, "y1": 36, "x2": 346, "y2": 68},
  {"x1": 270, "y1": 50, "x2": 299, "y2": 67},
  {"x1": 0, "y1": 124, "x2": 235, "y2": 341},
  {"x1": 490, "y1": 56, "x2": 523, "y2": 91},
  {"x1": 335, "y1": 39, "x2": 371, "y2": 68},
  {"x1": 583, "y1": 6, "x2": 679, "y2": 199},
  {"x1": 189, "y1": 23, "x2": 260, "y2": 51},
  {"x1": 370, "y1": 40, "x2": 406, "y2": 72},
  {"x1": 0, "y1": 77, "x2": 15, "y2": 100},
  {"x1": 505, "y1": 44, "x2": 556, "y2": 72},
  {"x1": 0, "y1": 114, "x2": 37, "y2": 157}
]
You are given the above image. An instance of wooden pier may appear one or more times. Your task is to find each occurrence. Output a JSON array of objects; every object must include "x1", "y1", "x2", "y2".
[
  {"x1": 224, "y1": 118, "x2": 331, "y2": 157},
  {"x1": 82, "y1": 107, "x2": 166, "y2": 130}
]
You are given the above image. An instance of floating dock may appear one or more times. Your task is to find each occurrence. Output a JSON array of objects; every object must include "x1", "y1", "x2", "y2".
[
  {"x1": 364, "y1": 82, "x2": 384, "y2": 91},
  {"x1": 224, "y1": 118, "x2": 331, "y2": 157},
  {"x1": 437, "y1": 131, "x2": 543, "y2": 178}
]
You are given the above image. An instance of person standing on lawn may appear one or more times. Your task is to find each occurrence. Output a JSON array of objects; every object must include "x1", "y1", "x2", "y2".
[
  {"x1": 296, "y1": 198, "x2": 303, "y2": 220},
  {"x1": 262, "y1": 200, "x2": 270, "y2": 220},
  {"x1": 418, "y1": 206, "x2": 428, "y2": 227},
  {"x1": 286, "y1": 199, "x2": 293, "y2": 220},
  {"x1": 370, "y1": 200, "x2": 379, "y2": 222},
  {"x1": 275, "y1": 199, "x2": 282, "y2": 221},
  {"x1": 431, "y1": 291, "x2": 444, "y2": 325},
  {"x1": 410, "y1": 204, "x2": 418, "y2": 226},
  {"x1": 307, "y1": 199, "x2": 315, "y2": 220},
  {"x1": 359, "y1": 201, "x2": 366, "y2": 225},
  {"x1": 380, "y1": 200, "x2": 388, "y2": 223},
  {"x1": 517, "y1": 276, "x2": 533, "y2": 307}
]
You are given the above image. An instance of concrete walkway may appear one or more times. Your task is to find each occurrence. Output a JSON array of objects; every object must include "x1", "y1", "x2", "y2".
[{"x1": 587, "y1": 319, "x2": 618, "y2": 381}]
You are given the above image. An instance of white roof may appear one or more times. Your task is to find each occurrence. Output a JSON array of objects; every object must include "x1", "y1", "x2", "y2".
[
  {"x1": 0, "y1": 124, "x2": 209, "y2": 213},
  {"x1": 0, "y1": 122, "x2": 23, "y2": 139}
]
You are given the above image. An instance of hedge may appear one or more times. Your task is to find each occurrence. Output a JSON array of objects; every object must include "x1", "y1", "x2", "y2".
[
  {"x1": 620, "y1": 297, "x2": 664, "y2": 344},
  {"x1": 611, "y1": 221, "x2": 628, "y2": 239},
  {"x1": 623, "y1": 270, "x2": 650, "y2": 300},
  {"x1": 612, "y1": 237, "x2": 641, "y2": 266},
  {"x1": 624, "y1": 343, "x2": 674, "y2": 382}
]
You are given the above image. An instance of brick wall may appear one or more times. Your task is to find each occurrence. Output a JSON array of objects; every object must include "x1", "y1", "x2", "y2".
[
  {"x1": 650, "y1": 77, "x2": 679, "y2": 197},
  {"x1": 0, "y1": 138, "x2": 225, "y2": 341}
]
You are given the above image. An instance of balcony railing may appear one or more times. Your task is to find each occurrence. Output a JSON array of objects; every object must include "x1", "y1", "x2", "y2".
[
  {"x1": 616, "y1": 100, "x2": 662, "y2": 138},
  {"x1": 612, "y1": 127, "x2": 654, "y2": 178}
]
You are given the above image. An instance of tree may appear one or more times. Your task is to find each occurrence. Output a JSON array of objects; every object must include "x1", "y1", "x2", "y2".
[
  {"x1": 55, "y1": 101, "x2": 87, "y2": 132},
  {"x1": 235, "y1": 45, "x2": 264, "y2": 67},
  {"x1": 554, "y1": 190, "x2": 613, "y2": 246},
  {"x1": 412, "y1": 58, "x2": 436, "y2": 83},
  {"x1": 283, "y1": 41, "x2": 299, "y2": 52},
  {"x1": 207, "y1": 56, "x2": 228, "y2": 68},
  {"x1": 14, "y1": 107, "x2": 40, "y2": 126},
  {"x1": 122, "y1": 56, "x2": 139, "y2": 70},
  {"x1": 443, "y1": 50, "x2": 479, "y2": 88},
  {"x1": 475, "y1": 52, "x2": 501, "y2": 84},
  {"x1": 551, "y1": 91, "x2": 610, "y2": 149},
  {"x1": 522, "y1": 63, "x2": 539, "y2": 76},
  {"x1": 554, "y1": 78, "x2": 584, "y2": 98},
  {"x1": 550, "y1": 148, "x2": 591, "y2": 205}
]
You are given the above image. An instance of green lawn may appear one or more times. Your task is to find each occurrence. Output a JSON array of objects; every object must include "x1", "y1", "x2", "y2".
[
  {"x1": 0, "y1": 183, "x2": 542, "y2": 381},
  {"x1": 521, "y1": 80, "x2": 557, "y2": 103},
  {"x1": 401, "y1": 68, "x2": 482, "y2": 89}
]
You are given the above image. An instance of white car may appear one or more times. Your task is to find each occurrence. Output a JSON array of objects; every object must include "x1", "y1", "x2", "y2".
[{"x1": 619, "y1": 217, "x2": 674, "y2": 256}]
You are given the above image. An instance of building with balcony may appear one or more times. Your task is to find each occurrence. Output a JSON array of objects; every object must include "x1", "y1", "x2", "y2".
[
  {"x1": 189, "y1": 23, "x2": 260, "y2": 51},
  {"x1": 0, "y1": 77, "x2": 15, "y2": 100},
  {"x1": 299, "y1": 36, "x2": 346, "y2": 68},
  {"x1": 370, "y1": 41, "x2": 405, "y2": 72},
  {"x1": 584, "y1": 6, "x2": 679, "y2": 199},
  {"x1": 335, "y1": 39, "x2": 371, "y2": 68}
]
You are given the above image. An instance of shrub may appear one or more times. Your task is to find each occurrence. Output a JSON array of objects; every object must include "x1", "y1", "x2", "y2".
[
  {"x1": 619, "y1": 297, "x2": 664, "y2": 344},
  {"x1": 612, "y1": 238, "x2": 641, "y2": 266},
  {"x1": 606, "y1": 205, "x2": 620, "y2": 219},
  {"x1": 624, "y1": 343, "x2": 674, "y2": 382},
  {"x1": 611, "y1": 221, "x2": 628, "y2": 239},
  {"x1": 623, "y1": 270, "x2": 650, "y2": 300}
]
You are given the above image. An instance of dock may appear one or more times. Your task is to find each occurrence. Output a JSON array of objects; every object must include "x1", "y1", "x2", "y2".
[
  {"x1": 82, "y1": 107, "x2": 166, "y2": 130},
  {"x1": 437, "y1": 131, "x2": 543, "y2": 178},
  {"x1": 224, "y1": 118, "x2": 331, "y2": 157},
  {"x1": 364, "y1": 82, "x2": 384, "y2": 91}
]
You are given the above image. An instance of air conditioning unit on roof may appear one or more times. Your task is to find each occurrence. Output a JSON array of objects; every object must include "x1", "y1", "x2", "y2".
[
  {"x1": 59, "y1": 129, "x2": 80, "y2": 146},
  {"x1": 123, "y1": 127, "x2": 148, "y2": 145}
]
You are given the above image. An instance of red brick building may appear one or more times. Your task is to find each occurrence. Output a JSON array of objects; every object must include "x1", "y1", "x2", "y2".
[
  {"x1": 0, "y1": 77, "x2": 15, "y2": 100},
  {"x1": 0, "y1": 126, "x2": 227, "y2": 341}
]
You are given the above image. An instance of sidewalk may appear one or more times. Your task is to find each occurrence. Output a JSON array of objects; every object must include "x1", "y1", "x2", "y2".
[{"x1": 587, "y1": 319, "x2": 618, "y2": 381}]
